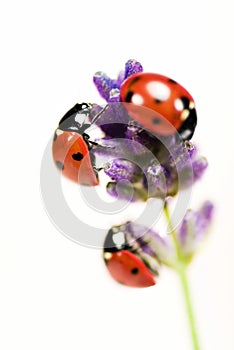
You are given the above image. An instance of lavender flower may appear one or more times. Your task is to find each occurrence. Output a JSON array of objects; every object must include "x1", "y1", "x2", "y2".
[
  {"x1": 89, "y1": 103, "x2": 130, "y2": 138},
  {"x1": 92, "y1": 120, "x2": 208, "y2": 201},
  {"x1": 93, "y1": 59, "x2": 143, "y2": 103},
  {"x1": 178, "y1": 201, "x2": 214, "y2": 261},
  {"x1": 104, "y1": 159, "x2": 141, "y2": 182},
  {"x1": 123, "y1": 221, "x2": 176, "y2": 268},
  {"x1": 123, "y1": 59, "x2": 143, "y2": 79},
  {"x1": 93, "y1": 72, "x2": 114, "y2": 101}
]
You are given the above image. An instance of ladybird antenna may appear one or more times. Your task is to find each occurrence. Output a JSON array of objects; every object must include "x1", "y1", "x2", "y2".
[{"x1": 90, "y1": 104, "x2": 109, "y2": 126}]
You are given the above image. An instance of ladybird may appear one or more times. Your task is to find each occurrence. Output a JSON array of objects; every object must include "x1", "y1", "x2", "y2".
[
  {"x1": 52, "y1": 103, "x2": 107, "y2": 186},
  {"x1": 120, "y1": 72, "x2": 197, "y2": 140},
  {"x1": 103, "y1": 226, "x2": 156, "y2": 288}
]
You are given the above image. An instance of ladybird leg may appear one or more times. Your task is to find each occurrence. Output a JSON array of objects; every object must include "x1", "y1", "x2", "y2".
[
  {"x1": 79, "y1": 105, "x2": 109, "y2": 133},
  {"x1": 92, "y1": 165, "x2": 103, "y2": 174},
  {"x1": 88, "y1": 140, "x2": 115, "y2": 149},
  {"x1": 89, "y1": 104, "x2": 109, "y2": 125},
  {"x1": 82, "y1": 133, "x2": 114, "y2": 150},
  {"x1": 82, "y1": 133, "x2": 90, "y2": 141}
]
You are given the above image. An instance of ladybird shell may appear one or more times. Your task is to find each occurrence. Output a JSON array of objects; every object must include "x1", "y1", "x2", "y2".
[
  {"x1": 52, "y1": 130, "x2": 98, "y2": 186},
  {"x1": 103, "y1": 250, "x2": 156, "y2": 288}
]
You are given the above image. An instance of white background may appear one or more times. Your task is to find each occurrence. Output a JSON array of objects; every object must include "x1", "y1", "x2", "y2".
[{"x1": 1, "y1": 1, "x2": 234, "y2": 349}]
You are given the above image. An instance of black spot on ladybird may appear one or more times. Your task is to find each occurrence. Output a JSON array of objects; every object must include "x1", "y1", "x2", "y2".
[
  {"x1": 125, "y1": 91, "x2": 134, "y2": 103},
  {"x1": 168, "y1": 78, "x2": 177, "y2": 84},
  {"x1": 131, "y1": 267, "x2": 139, "y2": 275},
  {"x1": 155, "y1": 99, "x2": 162, "y2": 103},
  {"x1": 180, "y1": 96, "x2": 190, "y2": 109},
  {"x1": 72, "y1": 152, "x2": 84, "y2": 161},
  {"x1": 152, "y1": 118, "x2": 161, "y2": 125},
  {"x1": 56, "y1": 161, "x2": 64, "y2": 170},
  {"x1": 128, "y1": 76, "x2": 141, "y2": 88}
]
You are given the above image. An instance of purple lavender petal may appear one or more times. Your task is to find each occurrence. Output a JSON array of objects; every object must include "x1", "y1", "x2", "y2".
[
  {"x1": 168, "y1": 141, "x2": 192, "y2": 172},
  {"x1": 144, "y1": 163, "x2": 168, "y2": 199},
  {"x1": 124, "y1": 59, "x2": 143, "y2": 79},
  {"x1": 176, "y1": 156, "x2": 208, "y2": 191},
  {"x1": 116, "y1": 70, "x2": 125, "y2": 87},
  {"x1": 201, "y1": 200, "x2": 214, "y2": 220},
  {"x1": 93, "y1": 72, "x2": 113, "y2": 101},
  {"x1": 108, "y1": 88, "x2": 120, "y2": 102},
  {"x1": 93, "y1": 135, "x2": 159, "y2": 161},
  {"x1": 192, "y1": 157, "x2": 208, "y2": 180},
  {"x1": 93, "y1": 59, "x2": 143, "y2": 102},
  {"x1": 106, "y1": 181, "x2": 148, "y2": 202},
  {"x1": 125, "y1": 222, "x2": 176, "y2": 267},
  {"x1": 184, "y1": 140, "x2": 196, "y2": 158},
  {"x1": 89, "y1": 102, "x2": 130, "y2": 138},
  {"x1": 178, "y1": 201, "x2": 214, "y2": 258},
  {"x1": 104, "y1": 158, "x2": 142, "y2": 182}
]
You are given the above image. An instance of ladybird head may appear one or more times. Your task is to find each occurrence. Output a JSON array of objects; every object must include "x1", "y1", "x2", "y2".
[
  {"x1": 103, "y1": 225, "x2": 127, "y2": 253},
  {"x1": 58, "y1": 103, "x2": 93, "y2": 133}
]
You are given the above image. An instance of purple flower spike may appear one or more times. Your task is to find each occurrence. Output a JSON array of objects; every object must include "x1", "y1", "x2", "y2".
[
  {"x1": 178, "y1": 201, "x2": 214, "y2": 261},
  {"x1": 144, "y1": 163, "x2": 168, "y2": 199},
  {"x1": 201, "y1": 200, "x2": 213, "y2": 220},
  {"x1": 184, "y1": 140, "x2": 196, "y2": 158},
  {"x1": 177, "y1": 147, "x2": 208, "y2": 190},
  {"x1": 93, "y1": 72, "x2": 113, "y2": 101},
  {"x1": 89, "y1": 103, "x2": 130, "y2": 138},
  {"x1": 108, "y1": 88, "x2": 121, "y2": 102},
  {"x1": 106, "y1": 181, "x2": 148, "y2": 202},
  {"x1": 124, "y1": 222, "x2": 176, "y2": 267},
  {"x1": 124, "y1": 59, "x2": 143, "y2": 79},
  {"x1": 116, "y1": 70, "x2": 125, "y2": 87},
  {"x1": 192, "y1": 157, "x2": 208, "y2": 181},
  {"x1": 104, "y1": 159, "x2": 142, "y2": 182},
  {"x1": 93, "y1": 59, "x2": 144, "y2": 102}
]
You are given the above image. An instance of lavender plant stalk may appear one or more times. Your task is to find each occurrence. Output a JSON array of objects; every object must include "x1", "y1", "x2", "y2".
[{"x1": 92, "y1": 59, "x2": 214, "y2": 350}]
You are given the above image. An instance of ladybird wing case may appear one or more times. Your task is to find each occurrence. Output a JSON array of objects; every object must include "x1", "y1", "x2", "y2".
[
  {"x1": 52, "y1": 130, "x2": 98, "y2": 186},
  {"x1": 103, "y1": 250, "x2": 156, "y2": 288}
]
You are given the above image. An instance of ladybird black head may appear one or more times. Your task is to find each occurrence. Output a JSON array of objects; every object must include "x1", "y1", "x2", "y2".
[
  {"x1": 58, "y1": 103, "x2": 92, "y2": 133},
  {"x1": 103, "y1": 227, "x2": 128, "y2": 253}
]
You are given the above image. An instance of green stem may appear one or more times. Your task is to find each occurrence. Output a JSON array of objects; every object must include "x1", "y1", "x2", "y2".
[
  {"x1": 178, "y1": 266, "x2": 201, "y2": 350},
  {"x1": 163, "y1": 202, "x2": 201, "y2": 350},
  {"x1": 163, "y1": 202, "x2": 181, "y2": 260}
]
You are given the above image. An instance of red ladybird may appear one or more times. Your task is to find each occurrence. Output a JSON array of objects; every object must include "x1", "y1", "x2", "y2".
[
  {"x1": 120, "y1": 72, "x2": 197, "y2": 140},
  {"x1": 52, "y1": 103, "x2": 107, "y2": 186},
  {"x1": 103, "y1": 225, "x2": 156, "y2": 288}
]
